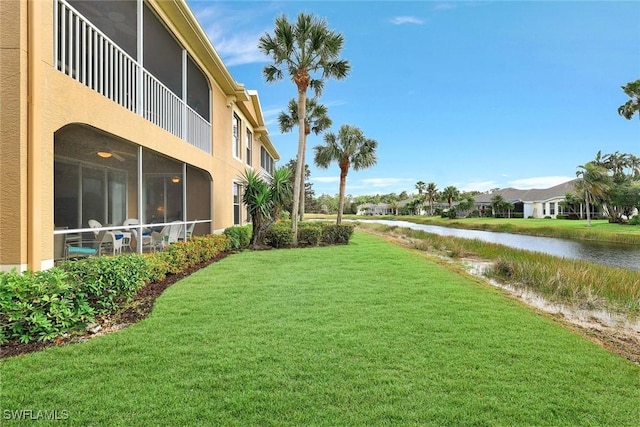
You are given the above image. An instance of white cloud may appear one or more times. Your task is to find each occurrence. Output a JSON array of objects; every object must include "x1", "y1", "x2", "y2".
[
  {"x1": 313, "y1": 176, "x2": 340, "y2": 184},
  {"x1": 433, "y1": 3, "x2": 455, "y2": 11},
  {"x1": 192, "y1": 5, "x2": 268, "y2": 66},
  {"x1": 360, "y1": 178, "x2": 416, "y2": 188},
  {"x1": 213, "y1": 32, "x2": 267, "y2": 66},
  {"x1": 508, "y1": 176, "x2": 574, "y2": 189},
  {"x1": 458, "y1": 181, "x2": 499, "y2": 192},
  {"x1": 390, "y1": 16, "x2": 425, "y2": 25}
]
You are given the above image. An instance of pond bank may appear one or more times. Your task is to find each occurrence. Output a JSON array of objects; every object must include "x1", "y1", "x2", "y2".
[{"x1": 358, "y1": 226, "x2": 640, "y2": 365}]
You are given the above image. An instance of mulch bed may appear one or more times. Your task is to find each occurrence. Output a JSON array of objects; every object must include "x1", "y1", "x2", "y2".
[{"x1": 0, "y1": 253, "x2": 229, "y2": 359}]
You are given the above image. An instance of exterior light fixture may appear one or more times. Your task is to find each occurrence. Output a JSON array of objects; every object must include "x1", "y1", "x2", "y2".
[
  {"x1": 96, "y1": 149, "x2": 112, "y2": 158},
  {"x1": 171, "y1": 176, "x2": 181, "y2": 183}
]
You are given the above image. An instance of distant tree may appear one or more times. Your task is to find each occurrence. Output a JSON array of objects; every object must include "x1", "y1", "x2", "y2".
[
  {"x1": 283, "y1": 159, "x2": 317, "y2": 215},
  {"x1": 581, "y1": 151, "x2": 640, "y2": 223},
  {"x1": 259, "y1": 12, "x2": 350, "y2": 244},
  {"x1": 317, "y1": 193, "x2": 339, "y2": 214},
  {"x1": 561, "y1": 192, "x2": 582, "y2": 215},
  {"x1": 618, "y1": 79, "x2": 640, "y2": 120},
  {"x1": 441, "y1": 186, "x2": 460, "y2": 209},
  {"x1": 314, "y1": 125, "x2": 378, "y2": 224},
  {"x1": 575, "y1": 161, "x2": 610, "y2": 226},
  {"x1": 278, "y1": 98, "x2": 332, "y2": 221},
  {"x1": 426, "y1": 182, "x2": 439, "y2": 215},
  {"x1": 490, "y1": 194, "x2": 514, "y2": 218},
  {"x1": 399, "y1": 191, "x2": 409, "y2": 200},
  {"x1": 456, "y1": 196, "x2": 476, "y2": 218}
]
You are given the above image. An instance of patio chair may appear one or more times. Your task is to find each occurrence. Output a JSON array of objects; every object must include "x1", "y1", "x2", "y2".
[
  {"x1": 123, "y1": 218, "x2": 152, "y2": 251},
  {"x1": 151, "y1": 221, "x2": 182, "y2": 250},
  {"x1": 64, "y1": 230, "x2": 104, "y2": 259},
  {"x1": 87, "y1": 219, "x2": 123, "y2": 255},
  {"x1": 179, "y1": 220, "x2": 196, "y2": 241}
]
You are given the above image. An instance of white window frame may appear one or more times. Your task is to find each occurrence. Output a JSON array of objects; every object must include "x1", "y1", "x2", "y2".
[{"x1": 232, "y1": 113, "x2": 241, "y2": 160}]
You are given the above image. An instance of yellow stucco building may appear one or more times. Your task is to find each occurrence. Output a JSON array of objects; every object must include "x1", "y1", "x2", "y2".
[{"x1": 0, "y1": 0, "x2": 279, "y2": 272}]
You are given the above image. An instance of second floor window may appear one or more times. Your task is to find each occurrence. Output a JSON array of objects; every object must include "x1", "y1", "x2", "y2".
[
  {"x1": 233, "y1": 114, "x2": 241, "y2": 159},
  {"x1": 246, "y1": 130, "x2": 252, "y2": 166},
  {"x1": 260, "y1": 147, "x2": 274, "y2": 176}
]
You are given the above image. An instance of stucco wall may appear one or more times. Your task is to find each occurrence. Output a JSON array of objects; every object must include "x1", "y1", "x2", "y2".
[
  {"x1": 1, "y1": 0, "x2": 275, "y2": 271},
  {"x1": 0, "y1": 0, "x2": 28, "y2": 270}
]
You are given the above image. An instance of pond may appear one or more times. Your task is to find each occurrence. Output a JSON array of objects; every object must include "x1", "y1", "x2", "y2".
[{"x1": 351, "y1": 219, "x2": 640, "y2": 271}]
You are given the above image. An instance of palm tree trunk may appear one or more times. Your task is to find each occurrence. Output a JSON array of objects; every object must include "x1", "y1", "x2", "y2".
[
  {"x1": 299, "y1": 149, "x2": 305, "y2": 222},
  {"x1": 291, "y1": 90, "x2": 307, "y2": 245},
  {"x1": 585, "y1": 191, "x2": 592, "y2": 227},
  {"x1": 337, "y1": 166, "x2": 348, "y2": 225}
]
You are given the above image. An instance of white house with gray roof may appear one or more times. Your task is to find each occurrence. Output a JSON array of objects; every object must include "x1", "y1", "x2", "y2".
[{"x1": 473, "y1": 179, "x2": 601, "y2": 219}]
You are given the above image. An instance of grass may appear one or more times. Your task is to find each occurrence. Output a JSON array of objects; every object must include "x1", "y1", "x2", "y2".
[
  {"x1": 357, "y1": 222, "x2": 640, "y2": 315},
  {"x1": 1, "y1": 232, "x2": 639, "y2": 425},
  {"x1": 309, "y1": 213, "x2": 640, "y2": 244}
]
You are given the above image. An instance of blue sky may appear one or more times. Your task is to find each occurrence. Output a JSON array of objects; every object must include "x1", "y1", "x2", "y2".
[{"x1": 187, "y1": 0, "x2": 639, "y2": 197}]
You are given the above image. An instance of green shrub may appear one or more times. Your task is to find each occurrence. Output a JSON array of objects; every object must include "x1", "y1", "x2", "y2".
[
  {"x1": 297, "y1": 223, "x2": 322, "y2": 246},
  {"x1": 320, "y1": 224, "x2": 354, "y2": 245},
  {"x1": 59, "y1": 255, "x2": 148, "y2": 314},
  {"x1": 223, "y1": 225, "x2": 252, "y2": 250},
  {"x1": 155, "y1": 234, "x2": 232, "y2": 273},
  {"x1": 629, "y1": 215, "x2": 640, "y2": 226},
  {"x1": 265, "y1": 222, "x2": 294, "y2": 248},
  {"x1": 447, "y1": 208, "x2": 457, "y2": 219},
  {"x1": 0, "y1": 268, "x2": 94, "y2": 344},
  {"x1": 143, "y1": 253, "x2": 170, "y2": 284},
  {"x1": 0, "y1": 234, "x2": 232, "y2": 345}
]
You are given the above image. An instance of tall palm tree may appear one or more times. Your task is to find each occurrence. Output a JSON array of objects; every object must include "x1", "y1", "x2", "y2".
[
  {"x1": 441, "y1": 185, "x2": 460, "y2": 209},
  {"x1": 618, "y1": 79, "x2": 640, "y2": 120},
  {"x1": 259, "y1": 13, "x2": 350, "y2": 244},
  {"x1": 313, "y1": 125, "x2": 378, "y2": 224},
  {"x1": 575, "y1": 162, "x2": 610, "y2": 226},
  {"x1": 415, "y1": 181, "x2": 427, "y2": 213},
  {"x1": 426, "y1": 182, "x2": 438, "y2": 215},
  {"x1": 278, "y1": 98, "x2": 332, "y2": 221}
]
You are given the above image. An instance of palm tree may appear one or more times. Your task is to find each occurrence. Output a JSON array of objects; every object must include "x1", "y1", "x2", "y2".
[
  {"x1": 490, "y1": 194, "x2": 514, "y2": 218},
  {"x1": 241, "y1": 167, "x2": 292, "y2": 248},
  {"x1": 441, "y1": 186, "x2": 460, "y2": 209},
  {"x1": 278, "y1": 98, "x2": 332, "y2": 221},
  {"x1": 618, "y1": 79, "x2": 640, "y2": 120},
  {"x1": 313, "y1": 125, "x2": 378, "y2": 224},
  {"x1": 426, "y1": 182, "x2": 438, "y2": 216},
  {"x1": 415, "y1": 181, "x2": 426, "y2": 214},
  {"x1": 259, "y1": 12, "x2": 350, "y2": 244},
  {"x1": 575, "y1": 162, "x2": 610, "y2": 226}
]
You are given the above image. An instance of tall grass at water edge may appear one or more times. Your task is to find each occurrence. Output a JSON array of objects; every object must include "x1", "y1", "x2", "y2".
[
  {"x1": 319, "y1": 214, "x2": 640, "y2": 245},
  {"x1": 359, "y1": 223, "x2": 640, "y2": 315}
]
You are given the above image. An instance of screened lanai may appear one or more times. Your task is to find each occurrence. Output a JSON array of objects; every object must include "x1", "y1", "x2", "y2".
[{"x1": 53, "y1": 124, "x2": 211, "y2": 260}]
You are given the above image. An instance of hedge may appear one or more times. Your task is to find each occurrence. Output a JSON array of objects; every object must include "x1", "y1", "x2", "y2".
[{"x1": 0, "y1": 234, "x2": 231, "y2": 345}]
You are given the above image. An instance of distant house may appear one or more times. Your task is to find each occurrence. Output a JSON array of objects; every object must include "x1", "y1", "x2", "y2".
[
  {"x1": 356, "y1": 203, "x2": 393, "y2": 215},
  {"x1": 473, "y1": 179, "x2": 602, "y2": 219}
]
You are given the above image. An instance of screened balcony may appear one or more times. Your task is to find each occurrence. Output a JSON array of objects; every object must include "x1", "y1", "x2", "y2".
[
  {"x1": 53, "y1": 124, "x2": 212, "y2": 260},
  {"x1": 54, "y1": 0, "x2": 212, "y2": 154}
]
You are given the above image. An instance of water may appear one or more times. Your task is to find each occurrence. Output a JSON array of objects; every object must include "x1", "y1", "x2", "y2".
[{"x1": 351, "y1": 219, "x2": 640, "y2": 271}]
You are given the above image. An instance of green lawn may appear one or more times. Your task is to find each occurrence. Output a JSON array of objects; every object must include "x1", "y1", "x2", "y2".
[{"x1": 1, "y1": 232, "x2": 639, "y2": 426}]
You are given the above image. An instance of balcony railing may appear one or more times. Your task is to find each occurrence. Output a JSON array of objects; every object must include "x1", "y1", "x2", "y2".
[{"x1": 54, "y1": 0, "x2": 212, "y2": 154}]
